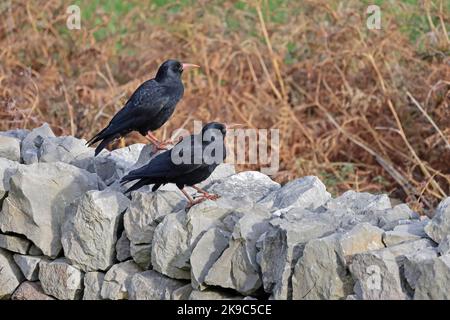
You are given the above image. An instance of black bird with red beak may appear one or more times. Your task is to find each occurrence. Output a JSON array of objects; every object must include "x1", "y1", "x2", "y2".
[
  {"x1": 120, "y1": 122, "x2": 239, "y2": 208},
  {"x1": 87, "y1": 59, "x2": 200, "y2": 156}
]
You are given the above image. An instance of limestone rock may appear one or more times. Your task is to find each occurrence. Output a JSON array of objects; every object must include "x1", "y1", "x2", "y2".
[
  {"x1": 39, "y1": 258, "x2": 84, "y2": 300},
  {"x1": 100, "y1": 261, "x2": 142, "y2": 300},
  {"x1": 21, "y1": 123, "x2": 55, "y2": 164},
  {"x1": 0, "y1": 162, "x2": 98, "y2": 257},
  {"x1": 0, "y1": 233, "x2": 31, "y2": 254},
  {"x1": 0, "y1": 248, "x2": 24, "y2": 299},
  {"x1": 83, "y1": 272, "x2": 105, "y2": 300},
  {"x1": 424, "y1": 197, "x2": 450, "y2": 243},
  {"x1": 172, "y1": 284, "x2": 193, "y2": 300},
  {"x1": 339, "y1": 223, "x2": 385, "y2": 261},
  {"x1": 0, "y1": 158, "x2": 20, "y2": 201},
  {"x1": 11, "y1": 281, "x2": 55, "y2": 300},
  {"x1": 13, "y1": 254, "x2": 45, "y2": 281},
  {"x1": 414, "y1": 255, "x2": 450, "y2": 299},
  {"x1": 129, "y1": 270, "x2": 187, "y2": 300},
  {"x1": 116, "y1": 231, "x2": 131, "y2": 262},
  {"x1": 0, "y1": 135, "x2": 21, "y2": 161},
  {"x1": 188, "y1": 289, "x2": 242, "y2": 300},
  {"x1": 151, "y1": 211, "x2": 190, "y2": 279},
  {"x1": 61, "y1": 190, "x2": 130, "y2": 271},
  {"x1": 437, "y1": 235, "x2": 450, "y2": 255},
  {"x1": 130, "y1": 243, "x2": 152, "y2": 270}
]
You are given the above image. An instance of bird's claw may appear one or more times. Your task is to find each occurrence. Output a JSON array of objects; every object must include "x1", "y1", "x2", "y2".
[{"x1": 202, "y1": 193, "x2": 220, "y2": 201}]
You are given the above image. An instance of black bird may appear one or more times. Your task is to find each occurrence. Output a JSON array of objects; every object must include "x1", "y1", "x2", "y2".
[
  {"x1": 120, "y1": 122, "x2": 230, "y2": 208},
  {"x1": 87, "y1": 59, "x2": 199, "y2": 156}
]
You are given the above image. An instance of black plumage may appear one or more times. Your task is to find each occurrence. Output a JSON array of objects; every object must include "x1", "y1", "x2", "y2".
[
  {"x1": 121, "y1": 122, "x2": 227, "y2": 207},
  {"x1": 87, "y1": 59, "x2": 199, "y2": 156}
]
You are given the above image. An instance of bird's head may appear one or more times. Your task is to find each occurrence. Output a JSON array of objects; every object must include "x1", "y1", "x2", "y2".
[{"x1": 155, "y1": 59, "x2": 199, "y2": 82}]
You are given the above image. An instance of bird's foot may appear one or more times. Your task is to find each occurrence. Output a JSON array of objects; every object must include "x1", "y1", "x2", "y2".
[
  {"x1": 199, "y1": 192, "x2": 220, "y2": 201},
  {"x1": 154, "y1": 141, "x2": 171, "y2": 151},
  {"x1": 186, "y1": 197, "x2": 207, "y2": 209}
]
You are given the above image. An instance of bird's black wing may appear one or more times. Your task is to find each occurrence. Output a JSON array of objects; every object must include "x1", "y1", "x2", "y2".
[{"x1": 87, "y1": 80, "x2": 170, "y2": 148}]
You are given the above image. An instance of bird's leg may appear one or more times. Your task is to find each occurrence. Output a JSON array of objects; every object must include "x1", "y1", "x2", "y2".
[
  {"x1": 180, "y1": 188, "x2": 207, "y2": 209},
  {"x1": 192, "y1": 185, "x2": 220, "y2": 201},
  {"x1": 145, "y1": 131, "x2": 170, "y2": 150}
]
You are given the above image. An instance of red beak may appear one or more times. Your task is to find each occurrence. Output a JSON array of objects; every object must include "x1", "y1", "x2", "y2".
[{"x1": 182, "y1": 63, "x2": 200, "y2": 71}]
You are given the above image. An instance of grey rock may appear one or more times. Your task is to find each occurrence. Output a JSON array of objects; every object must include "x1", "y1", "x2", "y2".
[
  {"x1": 414, "y1": 255, "x2": 450, "y2": 299},
  {"x1": 324, "y1": 190, "x2": 391, "y2": 215},
  {"x1": 39, "y1": 258, "x2": 84, "y2": 300},
  {"x1": 437, "y1": 235, "x2": 450, "y2": 255},
  {"x1": 0, "y1": 162, "x2": 98, "y2": 257},
  {"x1": 349, "y1": 249, "x2": 406, "y2": 300},
  {"x1": 100, "y1": 261, "x2": 142, "y2": 300},
  {"x1": 403, "y1": 247, "x2": 438, "y2": 291},
  {"x1": 339, "y1": 223, "x2": 385, "y2": 261},
  {"x1": 151, "y1": 211, "x2": 190, "y2": 279},
  {"x1": 424, "y1": 197, "x2": 450, "y2": 243},
  {"x1": 130, "y1": 243, "x2": 152, "y2": 270},
  {"x1": 258, "y1": 211, "x2": 338, "y2": 299},
  {"x1": 0, "y1": 248, "x2": 24, "y2": 299},
  {"x1": 188, "y1": 289, "x2": 243, "y2": 300},
  {"x1": 11, "y1": 281, "x2": 55, "y2": 300},
  {"x1": 378, "y1": 204, "x2": 417, "y2": 229},
  {"x1": 172, "y1": 284, "x2": 193, "y2": 300},
  {"x1": 83, "y1": 272, "x2": 105, "y2": 300},
  {"x1": 190, "y1": 228, "x2": 230, "y2": 290},
  {"x1": 124, "y1": 190, "x2": 186, "y2": 245},
  {"x1": 197, "y1": 163, "x2": 236, "y2": 189},
  {"x1": 129, "y1": 270, "x2": 187, "y2": 300},
  {"x1": 382, "y1": 230, "x2": 421, "y2": 247},
  {"x1": 61, "y1": 190, "x2": 130, "y2": 271},
  {"x1": 13, "y1": 254, "x2": 46, "y2": 281},
  {"x1": 393, "y1": 220, "x2": 429, "y2": 238},
  {"x1": 116, "y1": 231, "x2": 131, "y2": 262},
  {"x1": 264, "y1": 176, "x2": 331, "y2": 210},
  {"x1": 0, "y1": 135, "x2": 21, "y2": 161},
  {"x1": 0, "y1": 158, "x2": 20, "y2": 201},
  {"x1": 21, "y1": 123, "x2": 55, "y2": 164},
  {"x1": 204, "y1": 207, "x2": 271, "y2": 295},
  {"x1": 28, "y1": 244, "x2": 43, "y2": 256},
  {"x1": 0, "y1": 233, "x2": 31, "y2": 254},
  {"x1": 0, "y1": 129, "x2": 30, "y2": 142},
  {"x1": 292, "y1": 234, "x2": 353, "y2": 300},
  {"x1": 94, "y1": 144, "x2": 145, "y2": 185},
  {"x1": 208, "y1": 171, "x2": 280, "y2": 204}
]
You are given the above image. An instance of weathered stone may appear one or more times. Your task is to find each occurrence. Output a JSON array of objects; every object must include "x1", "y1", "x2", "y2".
[
  {"x1": 382, "y1": 230, "x2": 421, "y2": 247},
  {"x1": 13, "y1": 254, "x2": 45, "y2": 281},
  {"x1": 0, "y1": 129, "x2": 30, "y2": 142},
  {"x1": 190, "y1": 228, "x2": 230, "y2": 290},
  {"x1": 0, "y1": 135, "x2": 21, "y2": 161},
  {"x1": 205, "y1": 207, "x2": 271, "y2": 295},
  {"x1": 393, "y1": 220, "x2": 429, "y2": 238},
  {"x1": 264, "y1": 176, "x2": 331, "y2": 210},
  {"x1": 197, "y1": 163, "x2": 236, "y2": 189},
  {"x1": 188, "y1": 289, "x2": 243, "y2": 300},
  {"x1": 100, "y1": 261, "x2": 142, "y2": 300},
  {"x1": 292, "y1": 234, "x2": 353, "y2": 300},
  {"x1": 21, "y1": 123, "x2": 55, "y2": 164},
  {"x1": 0, "y1": 162, "x2": 98, "y2": 257},
  {"x1": 403, "y1": 247, "x2": 438, "y2": 291},
  {"x1": 61, "y1": 190, "x2": 130, "y2": 271},
  {"x1": 0, "y1": 233, "x2": 31, "y2": 254},
  {"x1": 258, "y1": 211, "x2": 338, "y2": 299},
  {"x1": 124, "y1": 190, "x2": 186, "y2": 245},
  {"x1": 172, "y1": 284, "x2": 193, "y2": 300},
  {"x1": 338, "y1": 223, "x2": 385, "y2": 262},
  {"x1": 378, "y1": 204, "x2": 417, "y2": 229},
  {"x1": 130, "y1": 243, "x2": 152, "y2": 270},
  {"x1": 11, "y1": 281, "x2": 55, "y2": 300},
  {"x1": 94, "y1": 144, "x2": 145, "y2": 185},
  {"x1": 39, "y1": 258, "x2": 84, "y2": 300},
  {"x1": 208, "y1": 171, "x2": 280, "y2": 204},
  {"x1": 151, "y1": 211, "x2": 190, "y2": 279},
  {"x1": 438, "y1": 235, "x2": 450, "y2": 255},
  {"x1": 424, "y1": 197, "x2": 450, "y2": 243},
  {"x1": 83, "y1": 272, "x2": 105, "y2": 300},
  {"x1": 0, "y1": 158, "x2": 20, "y2": 201},
  {"x1": 0, "y1": 248, "x2": 24, "y2": 299},
  {"x1": 116, "y1": 231, "x2": 131, "y2": 262},
  {"x1": 129, "y1": 270, "x2": 187, "y2": 300},
  {"x1": 349, "y1": 249, "x2": 406, "y2": 300},
  {"x1": 414, "y1": 255, "x2": 450, "y2": 299},
  {"x1": 324, "y1": 190, "x2": 391, "y2": 215},
  {"x1": 28, "y1": 244, "x2": 43, "y2": 256}
]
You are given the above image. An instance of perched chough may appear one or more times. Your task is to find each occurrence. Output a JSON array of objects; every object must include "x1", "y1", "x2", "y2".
[
  {"x1": 87, "y1": 59, "x2": 199, "y2": 156},
  {"x1": 120, "y1": 122, "x2": 229, "y2": 208}
]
